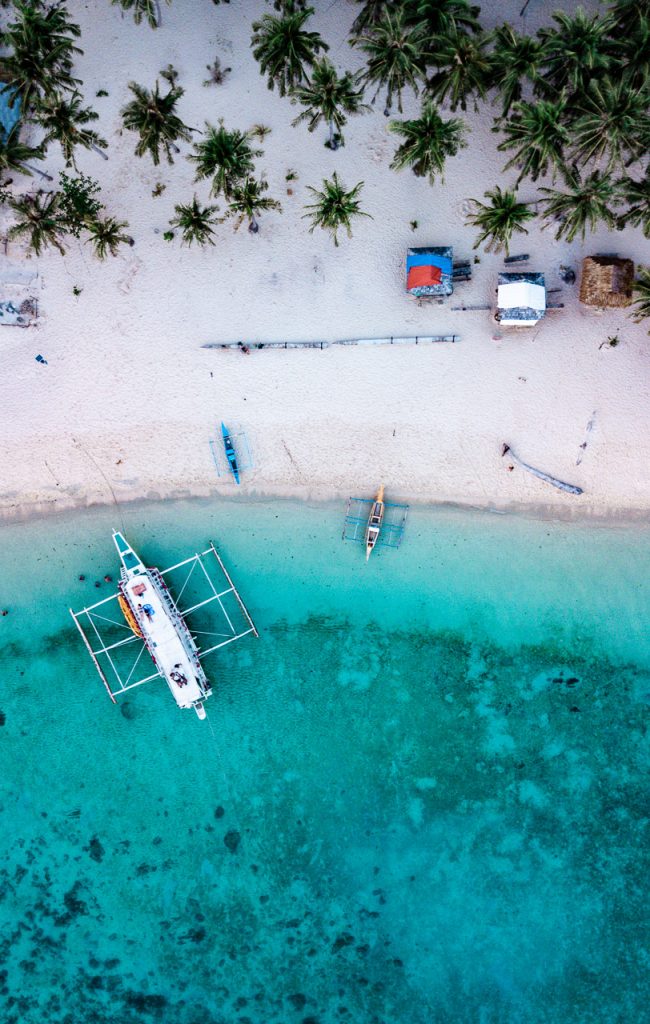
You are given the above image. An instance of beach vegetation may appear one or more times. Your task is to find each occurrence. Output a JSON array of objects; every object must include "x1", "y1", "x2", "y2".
[
  {"x1": 497, "y1": 99, "x2": 569, "y2": 184},
  {"x1": 111, "y1": 0, "x2": 171, "y2": 29},
  {"x1": 121, "y1": 78, "x2": 194, "y2": 165},
  {"x1": 251, "y1": 4, "x2": 328, "y2": 97},
  {"x1": 58, "y1": 172, "x2": 102, "y2": 235},
  {"x1": 617, "y1": 174, "x2": 650, "y2": 238},
  {"x1": 189, "y1": 122, "x2": 262, "y2": 198},
  {"x1": 0, "y1": 123, "x2": 47, "y2": 183},
  {"x1": 84, "y1": 215, "x2": 134, "y2": 259},
  {"x1": 413, "y1": 0, "x2": 482, "y2": 36},
  {"x1": 302, "y1": 171, "x2": 371, "y2": 246},
  {"x1": 389, "y1": 101, "x2": 467, "y2": 184},
  {"x1": 34, "y1": 91, "x2": 108, "y2": 167},
  {"x1": 425, "y1": 25, "x2": 493, "y2": 112},
  {"x1": 250, "y1": 124, "x2": 272, "y2": 141},
  {"x1": 631, "y1": 267, "x2": 650, "y2": 328},
  {"x1": 227, "y1": 177, "x2": 282, "y2": 233},
  {"x1": 467, "y1": 186, "x2": 535, "y2": 254},
  {"x1": 291, "y1": 58, "x2": 370, "y2": 149},
  {"x1": 539, "y1": 170, "x2": 619, "y2": 243},
  {"x1": 169, "y1": 195, "x2": 220, "y2": 246},
  {"x1": 536, "y1": 8, "x2": 615, "y2": 100},
  {"x1": 203, "y1": 57, "x2": 232, "y2": 87},
  {"x1": 6, "y1": 188, "x2": 67, "y2": 255},
  {"x1": 567, "y1": 77, "x2": 650, "y2": 171},
  {"x1": 488, "y1": 24, "x2": 544, "y2": 120},
  {"x1": 352, "y1": 8, "x2": 427, "y2": 115},
  {"x1": 0, "y1": 0, "x2": 82, "y2": 109}
]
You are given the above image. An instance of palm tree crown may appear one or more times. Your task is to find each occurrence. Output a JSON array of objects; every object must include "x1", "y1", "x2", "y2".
[
  {"x1": 489, "y1": 24, "x2": 544, "y2": 120},
  {"x1": 35, "y1": 92, "x2": 108, "y2": 167},
  {"x1": 0, "y1": 123, "x2": 46, "y2": 184},
  {"x1": 111, "y1": 0, "x2": 171, "y2": 29},
  {"x1": 188, "y1": 122, "x2": 262, "y2": 198},
  {"x1": 251, "y1": 4, "x2": 328, "y2": 97},
  {"x1": 121, "y1": 79, "x2": 193, "y2": 165},
  {"x1": 302, "y1": 171, "x2": 371, "y2": 246},
  {"x1": 170, "y1": 196, "x2": 220, "y2": 246},
  {"x1": 537, "y1": 8, "x2": 615, "y2": 99},
  {"x1": 539, "y1": 170, "x2": 619, "y2": 243},
  {"x1": 497, "y1": 99, "x2": 569, "y2": 184},
  {"x1": 389, "y1": 100, "x2": 467, "y2": 185},
  {"x1": 352, "y1": 8, "x2": 427, "y2": 115},
  {"x1": 85, "y1": 216, "x2": 133, "y2": 259},
  {"x1": 631, "y1": 266, "x2": 650, "y2": 329},
  {"x1": 617, "y1": 174, "x2": 650, "y2": 238},
  {"x1": 411, "y1": 0, "x2": 481, "y2": 36},
  {"x1": 569, "y1": 77, "x2": 650, "y2": 171},
  {"x1": 426, "y1": 26, "x2": 493, "y2": 112},
  {"x1": 7, "y1": 189, "x2": 67, "y2": 255},
  {"x1": 291, "y1": 58, "x2": 370, "y2": 149},
  {"x1": 227, "y1": 177, "x2": 282, "y2": 233},
  {"x1": 467, "y1": 186, "x2": 535, "y2": 254},
  {"x1": 0, "y1": 0, "x2": 82, "y2": 108}
]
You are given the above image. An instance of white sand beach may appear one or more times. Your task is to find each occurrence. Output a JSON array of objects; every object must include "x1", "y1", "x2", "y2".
[{"x1": 1, "y1": 0, "x2": 649, "y2": 522}]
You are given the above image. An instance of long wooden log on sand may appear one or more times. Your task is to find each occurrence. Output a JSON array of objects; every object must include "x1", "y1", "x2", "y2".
[{"x1": 502, "y1": 444, "x2": 583, "y2": 495}]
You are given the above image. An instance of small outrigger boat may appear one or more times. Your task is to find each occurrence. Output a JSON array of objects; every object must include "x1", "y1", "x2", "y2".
[
  {"x1": 365, "y1": 485, "x2": 385, "y2": 561},
  {"x1": 221, "y1": 422, "x2": 240, "y2": 484}
]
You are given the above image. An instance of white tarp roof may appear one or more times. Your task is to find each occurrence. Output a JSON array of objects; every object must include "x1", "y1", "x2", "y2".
[{"x1": 497, "y1": 281, "x2": 546, "y2": 323}]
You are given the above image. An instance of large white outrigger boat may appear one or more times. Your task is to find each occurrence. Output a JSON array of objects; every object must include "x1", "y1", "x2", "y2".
[{"x1": 71, "y1": 532, "x2": 258, "y2": 720}]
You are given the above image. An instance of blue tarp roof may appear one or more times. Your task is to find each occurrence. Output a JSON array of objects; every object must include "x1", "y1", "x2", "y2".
[
  {"x1": 406, "y1": 246, "x2": 454, "y2": 297},
  {"x1": 0, "y1": 85, "x2": 22, "y2": 143}
]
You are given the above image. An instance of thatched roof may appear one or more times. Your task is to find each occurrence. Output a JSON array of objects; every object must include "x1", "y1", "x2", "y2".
[{"x1": 579, "y1": 256, "x2": 635, "y2": 308}]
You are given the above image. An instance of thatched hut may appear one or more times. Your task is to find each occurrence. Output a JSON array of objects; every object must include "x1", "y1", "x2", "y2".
[{"x1": 579, "y1": 256, "x2": 635, "y2": 308}]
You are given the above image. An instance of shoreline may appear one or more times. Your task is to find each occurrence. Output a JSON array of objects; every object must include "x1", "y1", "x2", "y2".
[{"x1": 2, "y1": 482, "x2": 649, "y2": 531}]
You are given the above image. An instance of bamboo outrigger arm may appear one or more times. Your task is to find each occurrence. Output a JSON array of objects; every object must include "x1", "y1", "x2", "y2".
[{"x1": 69, "y1": 608, "x2": 117, "y2": 703}]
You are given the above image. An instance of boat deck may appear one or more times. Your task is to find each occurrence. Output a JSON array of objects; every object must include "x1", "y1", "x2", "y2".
[{"x1": 123, "y1": 574, "x2": 207, "y2": 710}]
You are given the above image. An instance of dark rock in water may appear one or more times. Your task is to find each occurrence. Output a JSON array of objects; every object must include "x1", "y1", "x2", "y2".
[
  {"x1": 63, "y1": 883, "x2": 88, "y2": 917},
  {"x1": 331, "y1": 932, "x2": 354, "y2": 953},
  {"x1": 88, "y1": 836, "x2": 105, "y2": 863},
  {"x1": 224, "y1": 829, "x2": 241, "y2": 853},
  {"x1": 302, "y1": 1017, "x2": 320, "y2": 1024},
  {"x1": 124, "y1": 991, "x2": 167, "y2": 1013},
  {"x1": 288, "y1": 993, "x2": 307, "y2": 1010},
  {"x1": 0, "y1": 710, "x2": 5, "y2": 726},
  {"x1": 120, "y1": 701, "x2": 136, "y2": 721},
  {"x1": 104, "y1": 958, "x2": 120, "y2": 970},
  {"x1": 214, "y1": 805, "x2": 225, "y2": 819}
]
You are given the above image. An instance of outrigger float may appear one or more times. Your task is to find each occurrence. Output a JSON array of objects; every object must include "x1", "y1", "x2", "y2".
[{"x1": 70, "y1": 532, "x2": 258, "y2": 720}]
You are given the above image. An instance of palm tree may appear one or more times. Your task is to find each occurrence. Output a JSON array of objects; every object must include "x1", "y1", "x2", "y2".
[
  {"x1": 609, "y1": 0, "x2": 650, "y2": 35},
  {"x1": 488, "y1": 24, "x2": 544, "y2": 120},
  {"x1": 617, "y1": 174, "x2": 650, "y2": 238},
  {"x1": 169, "y1": 196, "x2": 220, "y2": 246},
  {"x1": 631, "y1": 266, "x2": 650, "y2": 328},
  {"x1": 539, "y1": 170, "x2": 619, "y2": 242},
  {"x1": 0, "y1": 0, "x2": 82, "y2": 108},
  {"x1": 389, "y1": 101, "x2": 467, "y2": 184},
  {"x1": 111, "y1": 0, "x2": 171, "y2": 28},
  {"x1": 251, "y1": 4, "x2": 328, "y2": 97},
  {"x1": 188, "y1": 122, "x2": 262, "y2": 198},
  {"x1": 352, "y1": 7, "x2": 427, "y2": 115},
  {"x1": 426, "y1": 26, "x2": 493, "y2": 112},
  {"x1": 0, "y1": 123, "x2": 49, "y2": 183},
  {"x1": 121, "y1": 79, "x2": 194, "y2": 165},
  {"x1": 226, "y1": 177, "x2": 282, "y2": 233},
  {"x1": 302, "y1": 172, "x2": 371, "y2": 246},
  {"x1": 569, "y1": 78, "x2": 650, "y2": 172},
  {"x1": 610, "y1": 14, "x2": 650, "y2": 92},
  {"x1": 537, "y1": 8, "x2": 615, "y2": 99},
  {"x1": 351, "y1": 0, "x2": 390, "y2": 36},
  {"x1": 411, "y1": 0, "x2": 481, "y2": 34},
  {"x1": 6, "y1": 189, "x2": 66, "y2": 255},
  {"x1": 497, "y1": 99, "x2": 569, "y2": 184},
  {"x1": 85, "y1": 216, "x2": 133, "y2": 259},
  {"x1": 467, "y1": 186, "x2": 535, "y2": 253},
  {"x1": 34, "y1": 92, "x2": 108, "y2": 167},
  {"x1": 291, "y1": 59, "x2": 370, "y2": 149}
]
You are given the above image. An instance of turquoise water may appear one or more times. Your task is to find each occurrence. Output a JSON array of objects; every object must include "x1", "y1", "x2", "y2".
[{"x1": 1, "y1": 498, "x2": 649, "y2": 1024}]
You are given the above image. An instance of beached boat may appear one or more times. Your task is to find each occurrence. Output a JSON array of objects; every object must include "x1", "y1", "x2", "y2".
[
  {"x1": 113, "y1": 532, "x2": 212, "y2": 719},
  {"x1": 221, "y1": 422, "x2": 240, "y2": 484},
  {"x1": 365, "y1": 485, "x2": 385, "y2": 560}
]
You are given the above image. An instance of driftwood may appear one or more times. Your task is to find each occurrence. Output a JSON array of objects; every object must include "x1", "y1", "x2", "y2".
[{"x1": 502, "y1": 444, "x2": 583, "y2": 495}]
